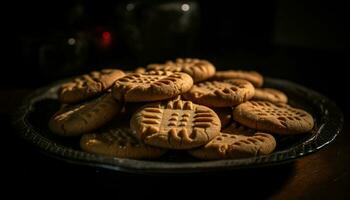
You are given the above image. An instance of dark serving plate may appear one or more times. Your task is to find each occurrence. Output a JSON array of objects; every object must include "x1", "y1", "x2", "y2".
[{"x1": 12, "y1": 78, "x2": 343, "y2": 174}]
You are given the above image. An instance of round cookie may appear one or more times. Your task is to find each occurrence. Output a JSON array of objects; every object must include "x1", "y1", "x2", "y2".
[
  {"x1": 147, "y1": 58, "x2": 216, "y2": 82},
  {"x1": 182, "y1": 79, "x2": 255, "y2": 107},
  {"x1": 233, "y1": 101, "x2": 314, "y2": 135},
  {"x1": 80, "y1": 128, "x2": 167, "y2": 159},
  {"x1": 189, "y1": 122, "x2": 276, "y2": 160},
  {"x1": 212, "y1": 70, "x2": 263, "y2": 87},
  {"x1": 213, "y1": 107, "x2": 232, "y2": 128},
  {"x1": 130, "y1": 99, "x2": 221, "y2": 149},
  {"x1": 253, "y1": 88, "x2": 288, "y2": 103},
  {"x1": 112, "y1": 71, "x2": 193, "y2": 102},
  {"x1": 58, "y1": 69, "x2": 125, "y2": 104},
  {"x1": 49, "y1": 94, "x2": 122, "y2": 136}
]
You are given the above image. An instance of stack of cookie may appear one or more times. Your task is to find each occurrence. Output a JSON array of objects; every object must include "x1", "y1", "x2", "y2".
[{"x1": 48, "y1": 58, "x2": 314, "y2": 160}]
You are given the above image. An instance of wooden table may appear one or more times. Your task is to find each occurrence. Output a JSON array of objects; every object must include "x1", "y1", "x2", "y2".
[{"x1": 2, "y1": 89, "x2": 349, "y2": 199}]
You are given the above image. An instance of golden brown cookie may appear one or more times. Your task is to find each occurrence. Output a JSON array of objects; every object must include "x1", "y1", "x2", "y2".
[
  {"x1": 189, "y1": 122, "x2": 276, "y2": 160},
  {"x1": 134, "y1": 67, "x2": 146, "y2": 73},
  {"x1": 212, "y1": 70, "x2": 263, "y2": 87},
  {"x1": 49, "y1": 94, "x2": 122, "y2": 136},
  {"x1": 80, "y1": 128, "x2": 167, "y2": 159},
  {"x1": 182, "y1": 79, "x2": 255, "y2": 107},
  {"x1": 58, "y1": 69, "x2": 125, "y2": 104},
  {"x1": 112, "y1": 71, "x2": 193, "y2": 102},
  {"x1": 147, "y1": 58, "x2": 216, "y2": 82},
  {"x1": 233, "y1": 101, "x2": 314, "y2": 134},
  {"x1": 253, "y1": 88, "x2": 288, "y2": 103},
  {"x1": 213, "y1": 107, "x2": 232, "y2": 128},
  {"x1": 123, "y1": 97, "x2": 182, "y2": 119},
  {"x1": 130, "y1": 99, "x2": 221, "y2": 149}
]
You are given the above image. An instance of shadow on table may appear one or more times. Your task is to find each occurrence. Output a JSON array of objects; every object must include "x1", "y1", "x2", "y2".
[{"x1": 94, "y1": 163, "x2": 295, "y2": 198}]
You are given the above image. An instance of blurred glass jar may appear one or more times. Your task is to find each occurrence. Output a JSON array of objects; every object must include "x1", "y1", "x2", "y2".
[{"x1": 115, "y1": 0, "x2": 200, "y2": 64}]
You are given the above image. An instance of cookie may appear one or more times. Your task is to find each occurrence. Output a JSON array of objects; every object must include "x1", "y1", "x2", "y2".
[
  {"x1": 80, "y1": 127, "x2": 167, "y2": 159},
  {"x1": 212, "y1": 70, "x2": 263, "y2": 87},
  {"x1": 130, "y1": 99, "x2": 221, "y2": 149},
  {"x1": 147, "y1": 58, "x2": 216, "y2": 82},
  {"x1": 253, "y1": 88, "x2": 288, "y2": 103},
  {"x1": 49, "y1": 94, "x2": 122, "y2": 136},
  {"x1": 222, "y1": 121, "x2": 257, "y2": 135},
  {"x1": 58, "y1": 69, "x2": 125, "y2": 104},
  {"x1": 233, "y1": 101, "x2": 314, "y2": 134},
  {"x1": 134, "y1": 67, "x2": 146, "y2": 73},
  {"x1": 182, "y1": 79, "x2": 255, "y2": 107},
  {"x1": 213, "y1": 107, "x2": 232, "y2": 128},
  {"x1": 112, "y1": 71, "x2": 193, "y2": 102},
  {"x1": 189, "y1": 122, "x2": 276, "y2": 160}
]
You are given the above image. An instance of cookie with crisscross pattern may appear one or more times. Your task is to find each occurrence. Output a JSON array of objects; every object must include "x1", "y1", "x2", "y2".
[
  {"x1": 58, "y1": 69, "x2": 125, "y2": 103},
  {"x1": 147, "y1": 58, "x2": 215, "y2": 82},
  {"x1": 253, "y1": 88, "x2": 288, "y2": 103},
  {"x1": 112, "y1": 71, "x2": 193, "y2": 102},
  {"x1": 189, "y1": 122, "x2": 276, "y2": 160},
  {"x1": 80, "y1": 127, "x2": 166, "y2": 159},
  {"x1": 233, "y1": 101, "x2": 314, "y2": 134},
  {"x1": 49, "y1": 94, "x2": 122, "y2": 136},
  {"x1": 183, "y1": 79, "x2": 255, "y2": 107},
  {"x1": 212, "y1": 70, "x2": 263, "y2": 87},
  {"x1": 130, "y1": 99, "x2": 221, "y2": 149}
]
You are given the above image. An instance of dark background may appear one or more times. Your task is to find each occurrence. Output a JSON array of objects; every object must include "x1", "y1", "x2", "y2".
[
  {"x1": 4, "y1": 0, "x2": 349, "y2": 112},
  {"x1": 1, "y1": 0, "x2": 349, "y2": 197}
]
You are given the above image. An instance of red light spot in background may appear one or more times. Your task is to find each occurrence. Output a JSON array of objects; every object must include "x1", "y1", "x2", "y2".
[
  {"x1": 102, "y1": 31, "x2": 111, "y2": 40},
  {"x1": 101, "y1": 31, "x2": 112, "y2": 48}
]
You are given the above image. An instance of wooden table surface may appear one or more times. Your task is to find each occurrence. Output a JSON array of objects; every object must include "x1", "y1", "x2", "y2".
[{"x1": 2, "y1": 89, "x2": 349, "y2": 198}]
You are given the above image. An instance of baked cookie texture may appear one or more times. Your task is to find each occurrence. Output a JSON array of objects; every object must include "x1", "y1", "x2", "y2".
[
  {"x1": 253, "y1": 88, "x2": 288, "y2": 103},
  {"x1": 233, "y1": 101, "x2": 314, "y2": 135},
  {"x1": 112, "y1": 71, "x2": 193, "y2": 102},
  {"x1": 49, "y1": 94, "x2": 122, "y2": 136},
  {"x1": 134, "y1": 67, "x2": 146, "y2": 74},
  {"x1": 189, "y1": 122, "x2": 276, "y2": 160},
  {"x1": 46, "y1": 59, "x2": 316, "y2": 161},
  {"x1": 58, "y1": 69, "x2": 125, "y2": 104},
  {"x1": 183, "y1": 79, "x2": 255, "y2": 107},
  {"x1": 147, "y1": 58, "x2": 216, "y2": 82},
  {"x1": 80, "y1": 127, "x2": 167, "y2": 159},
  {"x1": 130, "y1": 99, "x2": 221, "y2": 149},
  {"x1": 212, "y1": 70, "x2": 263, "y2": 87}
]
